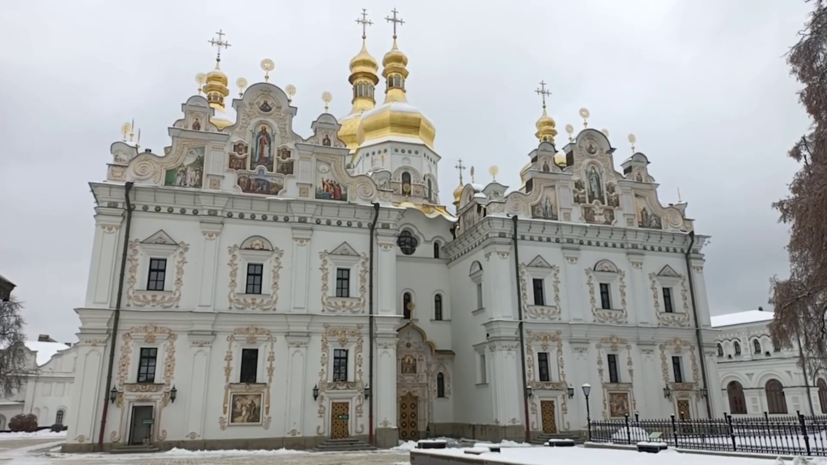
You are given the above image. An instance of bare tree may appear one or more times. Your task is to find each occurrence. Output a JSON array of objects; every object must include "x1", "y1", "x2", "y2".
[
  {"x1": 770, "y1": 0, "x2": 827, "y2": 375},
  {"x1": 0, "y1": 296, "x2": 31, "y2": 398}
]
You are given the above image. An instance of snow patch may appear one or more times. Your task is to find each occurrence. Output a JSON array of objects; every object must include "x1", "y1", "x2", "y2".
[
  {"x1": 0, "y1": 430, "x2": 67, "y2": 441},
  {"x1": 611, "y1": 426, "x2": 649, "y2": 442},
  {"x1": 161, "y1": 447, "x2": 309, "y2": 457}
]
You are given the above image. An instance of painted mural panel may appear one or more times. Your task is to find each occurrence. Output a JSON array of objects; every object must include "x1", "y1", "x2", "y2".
[
  {"x1": 635, "y1": 195, "x2": 662, "y2": 229},
  {"x1": 315, "y1": 162, "x2": 347, "y2": 201},
  {"x1": 230, "y1": 393, "x2": 262, "y2": 425},
  {"x1": 609, "y1": 392, "x2": 630, "y2": 418},
  {"x1": 164, "y1": 147, "x2": 204, "y2": 188},
  {"x1": 531, "y1": 189, "x2": 558, "y2": 220},
  {"x1": 276, "y1": 148, "x2": 294, "y2": 175},
  {"x1": 250, "y1": 124, "x2": 275, "y2": 172},
  {"x1": 586, "y1": 165, "x2": 605, "y2": 204},
  {"x1": 237, "y1": 173, "x2": 284, "y2": 195}
]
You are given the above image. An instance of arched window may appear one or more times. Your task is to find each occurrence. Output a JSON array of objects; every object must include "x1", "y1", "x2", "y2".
[
  {"x1": 403, "y1": 292, "x2": 412, "y2": 320},
  {"x1": 727, "y1": 381, "x2": 747, "y2": 414},
  {"x1": 427, "y1": 179, "x2": 433, "y2": 201},
  {"x1": 437, "y1": 373, "x2": 446, "y2": 398},
  {"x1": 397, "y1": 230, "x2": 418, "y2": 255},
  {"x1": 717, "y1": 344, "x2": 724, "y2": 357},
  {"x1": 819, "y1": 379, "x2": 827, "y2": 414},
  {"x1": 433, "y1": 242, "x2": 440, "y2": 259},
  {"x1": 434, "y1": 294, "x2": 443, "y2": 321},
  {"x1": 734, "y1": 341, "x2": 741, "y2": 356},
  {"x1": 55, "y1": 409, "x2": 65, "y2": 425},
  {"x1": 402, "y1": 171, "x2": 412, "y2": 196},
  {"x1": 766, "y1": 379, "x2": 787, "y2": 414},
  {"x1": 753, "y1": 339, "x2": 762, "y2": 355}
]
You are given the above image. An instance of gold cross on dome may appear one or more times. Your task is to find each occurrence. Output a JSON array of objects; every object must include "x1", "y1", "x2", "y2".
[
  {"x1": 208, "y1": 29, "x2": 231, "y2": 61},
  {"x1": 386, "y1": 8, "x2": 404, "y2": 38},
  {"x1": 535, "y1": 80, "x2": 551, "y2": 109},
  {"x1": 356, "y1": 9, "x2": 373, "y2": 39},
  {"x1": 455, "y1": 158, "x2": 466, "y2": 184}
]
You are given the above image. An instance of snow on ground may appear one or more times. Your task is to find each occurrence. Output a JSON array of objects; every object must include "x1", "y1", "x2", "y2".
[
  {"x1": 0, "y1": 430, "x2": 66, "y2": 441},
  {"x1": 415, "y1": 445, "x2": 779, "y2": 465},
  {"x1": 159, "y1": 447, "x2": 310, "y2": 457}
]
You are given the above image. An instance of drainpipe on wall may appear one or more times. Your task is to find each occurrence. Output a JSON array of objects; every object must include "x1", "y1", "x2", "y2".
[
  {"x1": 511, "y1": 215, "x2": 531, "y2": 442},
  {"x1": 368, "y1": 203, "x2": 380, "y2": 445},
  {"x1": 683, "y1": 231, "x2": 712, "y2": 418},
  {"x1": 98, "y1": 181, "x2": 134, "y2": 451}
]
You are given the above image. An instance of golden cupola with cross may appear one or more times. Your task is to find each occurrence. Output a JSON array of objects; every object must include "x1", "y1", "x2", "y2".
[
  {"x1": 338, "y1": 9, "x2": 381, "y2": 152},
  {"x1": 357, "y1": 9, "x2": 436, "y2": 149},
  {"x1": 202, "y1": 30, "x2": 234, "y2": 130}
]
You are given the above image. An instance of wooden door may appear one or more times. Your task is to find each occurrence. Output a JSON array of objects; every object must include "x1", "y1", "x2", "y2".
[
  {"x1": 541, "y1": 400, "x2": 557, "y2": 434},
  {"x1": 128, "y1": 406, "x2": 154, "y2": 445},
  {"x1": 330, "y1": 402, "x2": 350, "y2": 439},
  {"x1": 677, "y1": 399, "x2": 691, "y2": 420},
  {"x1": 398, "y1": 393, "x2": 419, "y2": 440}
]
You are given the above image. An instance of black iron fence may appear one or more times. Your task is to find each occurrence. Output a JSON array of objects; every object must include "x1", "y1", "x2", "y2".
[{"x1": 589, "y1": 412, "x2": 827, "y2": 456}]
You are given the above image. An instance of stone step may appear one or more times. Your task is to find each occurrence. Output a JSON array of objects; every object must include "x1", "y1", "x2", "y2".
[
  {"x1": 110, "y1": 445, "x2": 160, "y2": 455},
  {"x1": 314, "y1": 438, "x2": 376, "y2": 452}
]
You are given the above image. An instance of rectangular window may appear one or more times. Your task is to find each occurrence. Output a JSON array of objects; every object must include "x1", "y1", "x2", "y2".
[
  {"x1": 245, "y1": 263, "x2": 263, "y2": 295},
  {"x1": 146, "y1": 258, "x2": 167, "y2": 291},
  {"x1": 599, "y1": 283, "x2": 611, "y2": 309},
  {"x1": 240, "y1": 349, "x2": 258, "y2": 383},
  {"x1": 607, "y1": 354, "x2": 619, "y2": 383},
  {"x1": 663, "y1": 288, "x2": 674, "y2": 313},
  {"x1": 333, "y1": 349, "x2": 348, "y2": 382},
  {"x1": 476, "y1": 283, "x2": 483, "y2": 309},
  {"x1": 137, "y1": 348, "x2": 157, "y2": 383},
  {"x1": 335, "y1": 268, "x2": 350, "y2": 298},
  {"x1": 672, "y1": 356, "x2": 683, "y2": 383},
  {"x1": 538, "y1": 352, "x2": 551, "y2": 382},
  {"x1": 533, "y1": 278, "x2": 545, "y2": 306},
  {"x1": 479, "y1": 353, "x2": 487, "y2": 384}
]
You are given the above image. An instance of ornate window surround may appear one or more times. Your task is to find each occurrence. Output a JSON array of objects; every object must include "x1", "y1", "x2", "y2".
[
  {"x1": 650, "y1": 265, "x2": 691, "y2": 328},
  {"x1": 228, "y1": 236, "x2": 284, "y2": 311},
  {"x1": 218, "y1": 326, "x2": 276, "y2": 430},
  {"x1": 126, "y1": 231, "x2": 190, "y2": 308},
  {"x1": 659, "y1": 338, "x2": 700, "y2": 399},
  {"x1": 585, "y1": 260, "x2": 627, "y2": 324},
  {"x1": 319, "y1": 243, "x2": 368, "y2": 313},
  {"x1": 595, "y1": 335, "x2": 636, "y2": 418},
  {"x1": 519, "y1": 256, "x2": 561, "y2": 321}
]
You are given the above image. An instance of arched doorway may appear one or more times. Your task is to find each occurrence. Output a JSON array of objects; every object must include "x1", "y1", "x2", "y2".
[
  {"x1": 396, "y1": 324, "x2": 437, "y2": 441},
  {"x1": 727, "y1": 381, "x2": 747, "y2": 414},
  {"x1": 766, "y1": 379, "x2": 787, "y2": 414}
]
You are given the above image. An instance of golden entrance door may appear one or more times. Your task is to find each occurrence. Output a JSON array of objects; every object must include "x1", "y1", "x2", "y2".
[
  {"x1": 541, "y1": 400, "x2": 557, "y2": 434},
  {"x1": 330, "y1": 402, "x2": 350, "y2": 439},
  {"x1": 677, "y1": 399, "x2": 691, "y2": 420},
  {"x1": 398, "y1": 393, "x2": 419, "y2": 440}
]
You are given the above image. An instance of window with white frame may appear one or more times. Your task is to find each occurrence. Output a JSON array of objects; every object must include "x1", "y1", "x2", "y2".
[
  {"x1": 653, "y1": 265, "x2": 684, "y2": 313},
  {"x1": 470, "y1": 261, "x2": 484, "y2": 311},
  {"x1": 607, "y1": 353, "x2": 620, "y2": 383},
  {"x1": 671, "y1": 356, "x2": 683, "y2": 383},
  {"x1": 662, "y1": 287, "x2": 674, "y2": 313},
  {"x1": 599, "y1": 283, "x2": 611, "y2": 309},
  {"x1": 538, "y1": 352, "x2": 551, "y2": 382},
  {"x1": 137, "y1": 231, "x2": 180, "y2": 293},
  {"x1": 325, "y1": 243, "x2": 361, "y2": 300},
  {"x1": 336, "y1": 268, "x2": 350, "y2": 297},
  {"x1": 592, "y1": 260, "x2": 622, "y2": 311},
  {"x1": 235, "y1": 236, "x2": 280, "y2": 297},
  {"x1": 479, "y1": 352, "x2": 487, "y2": 384},
  {"x1": 147, "y1": 258, "x2": 167, "y2": 291},
  {"x1": 533, "y1": 279, "x2": 545, "y2": 306},
  {"x1": 434, "y1": 294, "x2": 443, "y2": 321},
  {"x1": 333, "y1": 349, "x2": 349, "y2": 382},
  {"x1": 246, "y1": 263, "x2": 263, "y2": 295},
  {"x1": 240, "y1": 348, "x2": 259, "y2": 383},
  {"x1": 137, "y1": 347, "x2": 157, "y2": 383}
]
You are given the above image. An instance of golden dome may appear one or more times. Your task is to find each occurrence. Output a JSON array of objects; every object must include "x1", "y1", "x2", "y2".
[
  {"x1": 350, "y1": 39, "x2": 379, "y2": 78},
  {"x1": 520, "y1": 162, "x2": 531, "y2": 184},
  {"x1": 554, "y1": 150, "x2": 567, "y2": 167},
  {"x1": 357, "y1": 38, "x2": 435, "y2": 148},
  {"x1": 339, "y1": 38, "x2": 381, "y2": 152},
  {"x1": 535, "y1": 108, "x2": 558, "y2": 142},
  {"x1": 203, "y1": 62, "x2": 233, "y2": 130},
  {"x1": 453, "y1": 183, "x2": 464, "y2": 205}
]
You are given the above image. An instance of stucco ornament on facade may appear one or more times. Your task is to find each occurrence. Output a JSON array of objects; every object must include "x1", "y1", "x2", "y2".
[
  {"x1": 524, "y1": 331, "x2": 570, "y2": 431},
  {"x1": 519, "y1": 261, "x2": 562, "y2": 321},
  {"x1": 650, "y1": 268, "x2": 692, "y2": 327},
  {"x1": 319, "y1": 248, "x2": 369, "y2": 313},
  {"x1": 218, "y1": 327, "x2": 276, "y2": 430},
  {"x1": 227, "y1": 238, "x2": 284, "y2": 310},
  {"x1": 595, "y1": 335, "x2": 636, "y2": 418},
  {"x1": 316, "y1": 325, "x2": 365, "y2": 436},
  {"x1": 659, "y1": 338, "x2": 700, "y2": 398},
  {"x1": 585, "y1": 260, "x2": 628, "y2": 324},
  {"x1": 126, "y1": 239, "x2": 190, "y2": 308}
]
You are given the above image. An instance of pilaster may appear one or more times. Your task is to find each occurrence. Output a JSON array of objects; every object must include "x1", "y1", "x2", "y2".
[
  {"x1": 484, "y1": 240, "x2": 515, "y2": 320},
  {"x1": 86, "y1": 208, "x2": 124, "y2": 307},
  {"x1": 637, "y1": 343, "x2": 659, "y2": 417},
  {"x1": 377, "y1": 231, "x2": 398, "y2": 316},
  {"x1": 185, "y1": 333, "x2": 214, "y2": 439},
  {"x1": 65, "y1": 334, "x2": 109, "y2": 445},
  {"x1": 703, "y1": 347, "x2": 725, "y2": 417},
  {"x1": 570, "y1": 341, "x2": 591, "y2": 429},
  {"x1": 561, "y1": 247, "x2": 584, "y2": 322},
  {"x1": 285, "y1": 334, "x2": 310, "y2": 436},
  {"x1": 484, "y1": 321, "x2": 523, "y2": 426},
  {"x1": 627, "y1": 252, "x2": 648, "y2": 326},
  {"x1": 690, "y1": 259, "x2": 711, "y2": 327},
  {"x1": 197, "y1": 221, "x2": 223, "y2": 311},
  {"x1": 290, "y1": 227, "x2": 313, "y2": 313},
  {"x1": 375, "y1": 334, "x2": 398, "y2": 433}
]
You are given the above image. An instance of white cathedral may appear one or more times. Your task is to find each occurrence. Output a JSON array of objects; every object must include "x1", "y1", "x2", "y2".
[{"x1": 64, "y1": 14, "x2": 723, "y2": 452}]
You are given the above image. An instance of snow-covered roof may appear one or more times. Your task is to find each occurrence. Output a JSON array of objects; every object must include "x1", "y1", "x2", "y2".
[
  {"x1": 24, "y1": 341, "x2": 70, "y2": 366},
  {"x1": 710, "y1": 310, "x2": 775, "y2": 328}
]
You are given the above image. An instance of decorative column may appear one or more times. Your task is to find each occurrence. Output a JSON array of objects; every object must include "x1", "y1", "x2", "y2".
[
  {"x1": 376, "y1": 231, "x2": 398, "y2": 316},
  {"x1": 375, "y1": 330, "x2": 399, "y2": 448},
  {"x1": 689, "y1": 260, "x2": 711, "y2": 327},
  {"x1": 561, "y1": 247, "x2": 584, "y2": 322},
  {"x1": 570, "y1": 343, "x2": 591, "y2": 430},
  {"x1": 64, "y1": 334, "x2": 109, "y2": 450},
  {"x1": 197, "y1": 220, "x2": 223, "y2": 311},
  {"x1": 483, "y1": 240, "x2": 515, "y2": 320},
  {"x1": 290, "y1": 226, "x2": 313, "y2": 313},
  {"x1": 636, "y1": 344, "x2": 659, "y2": 417},
  {"x1": 284, "y1": 334, "x2": 310, "y2": 438},
  {"x1": 703, "y1": 347, "x2": 725, "y2": 417},
  {"x1": 184, "y1": 333, "x2": 214, "y2": 442},
  {"x1": 85, "y1": 207, "x2": 124, "y2": 307},
  {"x1": 627, "y1": 253, "x2": 648, "y2": 326}
]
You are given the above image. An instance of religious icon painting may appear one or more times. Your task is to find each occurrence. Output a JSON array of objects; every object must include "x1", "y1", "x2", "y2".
[
  {"x1": 258, "y1": 99, "x2": 273, "y2": 113},
  {"x1": 192, "y1": 117, "x2": 201, "y2": 131},
  {"x1": 233, "y1": 141, "x2": 248, "y2": 156},
  {"x1": 322, "y1": 134, "x2": 331, "y2": 146},
  {"x1": 276, "y1": 159, "x2": 294, "y2": 175},
  {"x1": 164, "y1": 146, "x2": 204, "y2": 188},
  {"x1": 608, "y1": 392, "x2": 630, "y2": 418},
  {"x1": 401, "y1": 355, "x2": 417, "y2": 374},
  {"x1": 603, "y1": 208, "x2": 615, "y2": 225},
  {"x1": 228, "y1": 154, "x2": 247, "y2": 170},
  {"x1": 585, "y1": 165, "x2": 605, "y2": 204},
  {"x1": 315, "y1": 162, "x2": 347, "y2": 201},
  {"x1": 635, "y1": 195, "x2": 662, "y2": 229},
  {"x1": 230, "y1": 393, "x2": 262, "y2": 425},
  {"x1": 531, "y1": 189, "x2": 558, "y2": 221},
  {"x1": 237, "y1": 173, "x2": 284, "y2": 195},
  {"x1": 277, "y1": 147, "x2": 291, "y2": 160},
  {"x1": 250, "y1": 124, "x2": 275, "y2": 172}
]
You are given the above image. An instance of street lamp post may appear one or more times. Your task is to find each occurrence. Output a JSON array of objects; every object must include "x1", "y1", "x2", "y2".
[{"x1": 582, "y1": 383, "x2": 592, "y2": 441}]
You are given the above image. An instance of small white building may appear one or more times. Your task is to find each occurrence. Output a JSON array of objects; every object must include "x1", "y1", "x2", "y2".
[
  {"x1": 712, "y1": 309, "x2": 826, "y2": 416},
  {"x1": 0, "y1": 336, "x2": 77, "y2": 430}
]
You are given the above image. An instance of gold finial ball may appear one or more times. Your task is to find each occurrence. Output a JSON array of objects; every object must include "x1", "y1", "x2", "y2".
[
  {"x1": 236, "y1": 77, "x2": 248, "y2": 89},
  {"x1": 260, "y1": 58, "x2": 275, "y2": 72},
  {"x1": 489, "y1": 165, "x2": 499, "y2": 179},
  {"x1": 120, "y1": 122, "x2": 131, "y2": 136},
  {"x1": 579, "y1": 108, "x2": 590, "y2": 119},
  {"x1": 601, "y1": 128, "x2": 610, "y2": 138},
  {"x1": 195, "y1": 73, "x2": 206, "y2": 85},
  {"x1": 321, "y1": 91, "x2": 332, "y2": 103},
  {"x1": 285, "y1": 84, "x2": 297, "y2": 97},
  {"x1": 565, "y1": 124, "x2": 574, "y2": 134},
  {"x1": 628, "y1": 133, "x2": 636, "y2": 144}
]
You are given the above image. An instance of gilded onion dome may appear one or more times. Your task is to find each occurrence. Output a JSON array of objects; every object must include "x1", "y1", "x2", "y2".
[
  {"x1": 203, "y1": 62, "x2": 233, "y2": 130},
  {"x1": 338, "y1": 38, "x2": 380, "y2": 152},
  {"x1": 357, "y1": 38, "x2": 436, "y2": 148},
  {"x1": 535, "y1": 107, "x2": 558, "y2": 142},
  {"x1": 453, "y1": 183, "x2": 464, "y2": 205}
]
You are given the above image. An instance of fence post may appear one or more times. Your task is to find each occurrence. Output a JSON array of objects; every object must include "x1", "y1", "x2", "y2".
[
  {"x1": 671, "y1": 414, "x2": 679, "y2": 448},
  {"x1": 625, "y1": 413, "x2": 631, "y2": 445},
  {"x1": 725, "y1": 412, "x2": 736, "y2": 452},
  {"x1": 798, "y1": 411, "x2": 811, "y2": 456}
]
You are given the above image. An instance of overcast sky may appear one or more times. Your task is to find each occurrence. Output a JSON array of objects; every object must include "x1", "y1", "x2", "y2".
[{"x1": 0, "y1": 0, "x2": 813, "y2": 342}]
